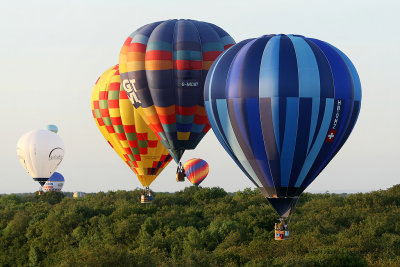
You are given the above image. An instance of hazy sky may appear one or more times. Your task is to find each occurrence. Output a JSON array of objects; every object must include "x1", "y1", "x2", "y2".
[{"x1": 1, "y1": 0, "x2": 399, "y2": 194}]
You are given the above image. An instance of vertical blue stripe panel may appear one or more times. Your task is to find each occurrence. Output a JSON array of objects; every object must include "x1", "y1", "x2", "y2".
[
  {"x1": 278, "y1": 98, "x2": 287, "y2": 152},
  {"x1": 205, "y1": 47, "x2": 225, "y2": 116},
  {"x1": 228, "y1": 36, "x2": 275, "y2": 189},
  {"x1": 226, "y1": 39, "x2": 257, "y2": 99},
  {"x1": 237, "y1": 37, "x2": 270, "y2": 98},
  {"x1": 303, "y1": 99, "x2": 352, "y2": 189},
  {"x1": 204, "y1": 54, "x2": 236, "y2": 159},
  {"x1": 278, "y1": 36, "x2": 299, "y2": 97},
  {"x1": 289, "y1": 35, "x2": 322, "y2": 155},
  {"x1": 289, "y1": 36, "x2": 320, "y2": 98},
  {"x1": 224, "y1": 42, "x2": 255, "y2": 155},
  {"x1": 330, "y1": 45, "x2": 362, "y2": 101},
  {"x1": 259, "y1": 97, "x2": 281, "y2": 189},
  {"x1": 304, "y1": 38, "x2": 335, "y2": 98},
  {"x1": 203, "y1": 39, "x2": 261, "y2": 187},
  {"x1": 245, "y1": 98, "x2": 275, "y2": 188},
  {"x1": 259, "y1": 36, "x2": 281, "y2": 98},
  {"x1": 308, "y1": 99, "x2": 326, "y2": 153},
  {"x1": 307, "y1": 98, "x2": 320, "y2": 153},
  {"x1": 295, "y1": 98, "x2": 334, "y2": 187},
  {"x1": 271, "y1": 97, "x2": 281, "y2": 156},
  {"x1": 208, "y1": 40, "x2": 252, "y2": 100},
  {"x1": 230, "y1": 100, "x2": 252, "y2": 151},
  {"x1": 311, "y1": 42, "x2": 354, "y2": 170},
  {"x1": 309, "y1": 38, "x2": 351, "y2": 100},
  {"x1": 228, "y1": 98, "x2": 272, "y2": 190},
  {"x1": 206, "y1": 101, "x2": 256, "y2": 185},
  {"x1": 230, "y1": 37, "x2": 271, "y2": 184},
  {"x1": 289, "y1": 98, "x2": 312, "y2": 187},
  {"x1": 216, "y1": 99, "x2": 263, "y2": 187},
  {"x1": 303, "y1": 101, "x2": 361, "y2": 189},
  {"x1": 259, "y1": 36, "x2": 281, "y2": 156},
  {"x1": 280, "y1": 97, "x2": 299, "y2": 187},
  {"x1": 205, "y1": 101, "x2": 229, "y2": 150}
]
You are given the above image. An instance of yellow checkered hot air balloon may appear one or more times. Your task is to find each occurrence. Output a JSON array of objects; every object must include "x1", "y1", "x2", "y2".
[{"x1": 91, "y1": 65, "x2": 172, "y2": 203}]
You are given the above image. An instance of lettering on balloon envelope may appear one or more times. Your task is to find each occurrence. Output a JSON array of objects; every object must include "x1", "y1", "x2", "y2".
[
  {"x1": 122, "y1": 78, "x2": 141, "y2": 108},
  {"x1": 180, "y1": 81, "x2": 199, "y2": 87},
  {"x1": 325, "y1": 99, "x2": 343, "y2": 143}
]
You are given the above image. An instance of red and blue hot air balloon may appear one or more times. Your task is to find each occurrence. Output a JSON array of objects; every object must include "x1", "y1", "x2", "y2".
[
  {"x1": 204, "y1": 34, "x2": 361, "y2": 239},
  {"x1": 119, "y1": 19, "x2": 235, "y2": 178},
  {"x1": 184, "y1": 158, "x2": 209, "y2": 186}
]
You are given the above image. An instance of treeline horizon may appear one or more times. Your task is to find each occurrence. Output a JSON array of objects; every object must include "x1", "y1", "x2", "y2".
[{"x1": 1, "y1": 185, "x2": 400, "y2": 266}]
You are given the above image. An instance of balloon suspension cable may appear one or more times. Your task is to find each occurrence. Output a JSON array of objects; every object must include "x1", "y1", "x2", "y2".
[
  {"x1": 287, "y1": 195, "x2": 299, "y2": 226},
  {"x1": 287, "y1": 213, "x2": 293, "y2": 226},
  {"x1": 279, "y1": 217, "x2": 287, "y2": 227}
]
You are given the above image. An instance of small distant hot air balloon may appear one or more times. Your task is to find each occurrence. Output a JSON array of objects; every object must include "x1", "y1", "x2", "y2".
[
  {"x1": 73, "y1": 192, "x2": 85, "y2": 198},
  {"x1": 119, "y1": 19, "x2": 235, "y2": 180},
  {"x1": 17, "y1": 129, "x2": 65, "y2": 188},
  {"x1": 43, "y1": 172, "x2": 65, "y2": 192},
  {"x1": 91, "y1": 65, "x2": 172, "y2": 203},
  {"x1": 205, "y1": 34, "x2": 361, "y2": 240},
  {"x1": 46, "y1": 125, "x2": 58, "y2": 134},
  {"x1": 183, "y1": 158, "x2": 209, "y2": 186}
]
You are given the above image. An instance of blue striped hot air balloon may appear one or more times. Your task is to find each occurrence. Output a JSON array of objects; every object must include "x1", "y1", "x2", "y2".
[{"x1": 204, "y1": 34, "x2": 361, "y2": 223}]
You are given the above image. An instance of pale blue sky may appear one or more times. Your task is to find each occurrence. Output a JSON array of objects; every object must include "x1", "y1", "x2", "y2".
[{"x1": 1, "y1": 0, "x2": 399, "y2": 193}]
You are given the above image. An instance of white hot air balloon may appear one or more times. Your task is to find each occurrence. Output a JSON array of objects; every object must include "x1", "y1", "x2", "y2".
[{"x1": 17, "y1": 129, "x2": 65, "y2": 186}]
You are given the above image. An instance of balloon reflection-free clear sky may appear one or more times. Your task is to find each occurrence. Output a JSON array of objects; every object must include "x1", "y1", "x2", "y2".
[{"x1": 0, "y1": 0, "x2": 399, "y2": 193}]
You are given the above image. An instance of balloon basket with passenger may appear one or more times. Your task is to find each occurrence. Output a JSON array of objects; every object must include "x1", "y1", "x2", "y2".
[
  {"x1": 176, "y1": 162, "x2": 186, "y2": 182},
  {"x1": 35, "y1": 178, "x2": 49, "y2": 196},
  {"x1": 262, "y1": 189, "x2": 298, "y2": 241},
  {"x1": 274, "y1": 218, "x2": 290, "y2": 241},
  {"x1": 141, "y1": 187, "x2": 153, "y2": 204}
]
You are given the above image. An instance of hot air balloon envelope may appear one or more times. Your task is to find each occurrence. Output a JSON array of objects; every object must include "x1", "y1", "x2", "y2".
[
  {"x1": 119, "y1": 19, "x2": 236, "y2": 163},
  {"x1": 91, "y1": 65, "x2": 172, "y2": 189},
  {"x1": 204, "y1": 34, "x2": 361, "y2": 218},
  {"x1": 17, "y1": 129, "x2": 65, "y2": 186},
  {"x1": 73, "y1": 192, "x2": 85, "y2": 198},
  {"x1": 184, "y1": 158, "x2": 209, "y2": 185},
  {"x1": 43, "y1": 172, "x2": 65, "y2": 192}
]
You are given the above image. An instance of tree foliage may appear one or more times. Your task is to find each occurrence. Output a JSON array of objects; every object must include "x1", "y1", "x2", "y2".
[{"x1": 1, "y1": 186, "x2": 400, "y2": 266}]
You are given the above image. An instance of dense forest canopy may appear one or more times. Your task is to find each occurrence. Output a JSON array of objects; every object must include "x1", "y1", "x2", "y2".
[{"x1": 1, "y1": 185, "x2": 400, "y2": 266}]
